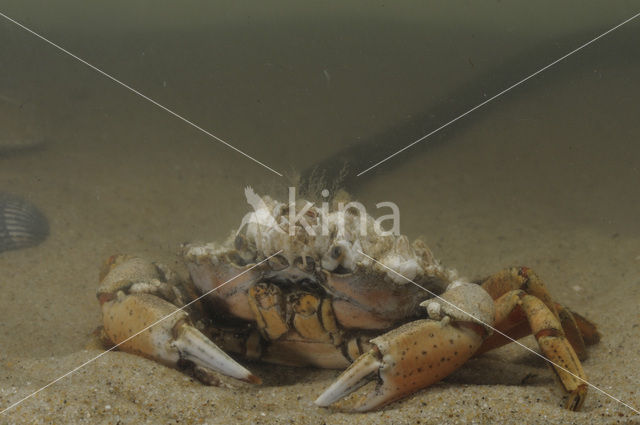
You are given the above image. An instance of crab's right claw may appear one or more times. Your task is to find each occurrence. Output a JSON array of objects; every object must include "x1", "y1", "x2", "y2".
[
  {"x1": 315, "y1": 319, "x2": 484, "y2": 412},
  {"x1": 101, "y1": 291, "x2": 261, "y2": 384},
  {"x1": 173, "y1": 319, "x2": 262, "y2": 384},
  {"x1": 97, "y1": 255, "x2": 260, "y2": 385}
]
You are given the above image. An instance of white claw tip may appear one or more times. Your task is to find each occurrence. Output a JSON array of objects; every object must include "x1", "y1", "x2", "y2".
[{"x1": 314, "y1": 391, "x2": 335, "y2": 407}]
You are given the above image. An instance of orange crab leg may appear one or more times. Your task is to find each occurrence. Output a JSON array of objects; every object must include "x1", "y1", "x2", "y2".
[
  {"x1": 476, "y1": 308, "x2": 597, "y2": 360},
  {"x1": 555, "y1": 303, "x2": 601, "y2": 347},
  {"x1": 480, "y1": 267, "x2": 558, "y2": 314},
  {"x1": 475, "y1": 321, "x2": 530, "y2": 356},
  {"x1": 489, "y1": 290, "x2": 588, "y2": 410},
  {"x1": 478, "y1": 267, "x2": 600, "y2": 360}
]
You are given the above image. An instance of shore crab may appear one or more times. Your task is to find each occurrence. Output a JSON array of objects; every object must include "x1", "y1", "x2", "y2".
[{"x1": 96, "y1": 189, "x2": 600, "y2": 411}]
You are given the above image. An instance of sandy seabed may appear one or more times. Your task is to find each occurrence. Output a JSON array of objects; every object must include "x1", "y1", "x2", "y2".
[{"x1": 1, "y1": 225, "x2": 639, "y2": 425}]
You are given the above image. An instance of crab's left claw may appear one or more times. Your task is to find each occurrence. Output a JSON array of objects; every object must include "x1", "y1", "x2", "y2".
[{"x1": 315, "y1": 318, "x2": 485, "y2": 411}]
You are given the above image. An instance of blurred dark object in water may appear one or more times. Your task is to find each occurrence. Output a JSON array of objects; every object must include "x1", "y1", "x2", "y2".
[
  {"x1": 300, "y1": 31, "x2": 611, "y2": 192},
  {"x1": 0, "y1": 137, "x2": 47, "y2": 155}
]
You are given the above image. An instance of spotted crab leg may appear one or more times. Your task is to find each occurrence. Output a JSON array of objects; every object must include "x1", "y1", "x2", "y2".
[{"x1": 97, "y1": 255, "x2": 261, "y2": 384}]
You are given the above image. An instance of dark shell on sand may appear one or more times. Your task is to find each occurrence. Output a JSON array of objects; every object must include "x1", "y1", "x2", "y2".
[{"x1": 0, "y1": 193, "x2": 49, "y2": 253}]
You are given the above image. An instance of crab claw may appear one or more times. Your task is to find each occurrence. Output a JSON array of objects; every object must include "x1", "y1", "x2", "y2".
[
  {"x1": 315, "y1": 319, "x2": 485, "y2": 411},
  {"x1": 314, "y1": 350, "x2": 381, "y2": 408},
  {"x1": 172, "y1": 320, "x2": 262, "y2": 384},
  {"x1": 98, "y1": 255, "x2": 261, "y2": 385},
  {"x1": 101, "y1": 291, "x2": 261, "y2": 385}
]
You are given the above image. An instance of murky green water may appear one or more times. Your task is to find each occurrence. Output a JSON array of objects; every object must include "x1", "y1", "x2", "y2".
[{"x1": 1, "y1": 1, "x2": 639, "y2": 423}]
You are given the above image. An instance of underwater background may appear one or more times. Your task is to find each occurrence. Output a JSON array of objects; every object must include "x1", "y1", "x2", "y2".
[{"x1": 1, "y1": 1, "x2": 639, "y2": 423}]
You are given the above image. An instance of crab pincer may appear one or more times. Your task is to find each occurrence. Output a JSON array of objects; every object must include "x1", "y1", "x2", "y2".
[
  {"x1": 315, "y1": 318, "x2": 487, "y2": 411},
  {"x1": 316, "y1": 282, "x2": 494, "y2": 411},
  {"x1": 97, "y1": 255, "x2": 261, "y2": 385}
]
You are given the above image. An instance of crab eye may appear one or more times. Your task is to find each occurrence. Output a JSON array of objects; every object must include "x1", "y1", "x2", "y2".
[
  {"x1": 268, "y1": 255, "x2": 289, "y2": 271},
  {"x1": 305, "y1": 256, "x2": 315, "y2": 270},
  {"x1": 234, "y1": 234, "x2": 246, "y2": 251},
  {"x1": 294, "y1": 256, "x2": 315, "y2": 273},
  {"x1": 331, "y1": 246, "x2": 342, "y2": 259}
]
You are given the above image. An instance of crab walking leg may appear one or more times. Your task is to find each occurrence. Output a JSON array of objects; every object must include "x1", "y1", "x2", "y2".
[
  {"x1": 554, "y1": 303, "x2": 588, "y2": 360},
  {"x1": 479, "y1": 267, "x2": 599, "y2": 359},
  {"x1": 555, "y1": 303, "x2": 601, "y2": 349},
  {"x1": 492, "y1": 290, "x2": 588, "y2": 410},
  {"x1": 315, "y1": 318, "x2": 485, "y2": 411},
  {"x1": 477, "y1": 303, "x2": 594, "y2": 361},
  {"x1": 480, "y1": 267, "x2": 558, "y2": 315}
]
